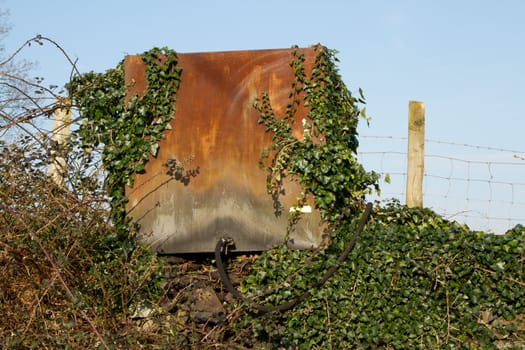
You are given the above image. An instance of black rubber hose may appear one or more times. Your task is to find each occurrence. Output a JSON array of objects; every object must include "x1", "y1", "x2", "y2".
[{"x1": 215, "y1": 202, "x2": 373, "y2": 313}]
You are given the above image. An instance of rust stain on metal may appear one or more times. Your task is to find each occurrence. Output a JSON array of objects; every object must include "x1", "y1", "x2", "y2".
[{"x1": 124, "y1": 47, "x2": 323, "y2": 253}]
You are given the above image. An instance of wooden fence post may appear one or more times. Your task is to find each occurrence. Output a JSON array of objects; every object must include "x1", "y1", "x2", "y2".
[
  {"x1": 48, "y1": 97, "x2": 71, "y2": 186},
  {"x1": 406, "y1": 101, "x2": 425, "y2": 208}
]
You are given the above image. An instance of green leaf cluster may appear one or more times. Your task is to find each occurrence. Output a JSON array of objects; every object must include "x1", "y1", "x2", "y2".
[
  {"x1": 254, "y1": 44, "x2": 380, "y2": 228},
  {"x1": 237, "y1": 201, "x2": 525, "y2": 349},
  {"x1": 67, "y1": 47, "x2": 181, "y2": 240}
]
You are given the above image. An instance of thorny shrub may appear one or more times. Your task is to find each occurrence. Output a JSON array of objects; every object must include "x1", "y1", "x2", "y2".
[
  {"x1": 0, "y1": 135, "x2": 170, "y2": 348},
  {"x1": 0, "y1": 36, "x2": 172, "y2": 348}
]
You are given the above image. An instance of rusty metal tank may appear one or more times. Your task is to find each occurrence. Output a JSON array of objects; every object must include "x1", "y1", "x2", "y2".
[{"x1": 124, "y1": 47, "x2": 324, "y2": 253}]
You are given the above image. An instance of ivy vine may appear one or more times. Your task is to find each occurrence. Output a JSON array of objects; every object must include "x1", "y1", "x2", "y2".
[
  {"x1": 238, "y1": 202, "x2": 525, "y2": 349},
  {"x1": 67, "y1": 47, "x2": 181, "y2": 240},
  {"x1": 254, "y1": 44, "x2": 379, "y2": 229}
]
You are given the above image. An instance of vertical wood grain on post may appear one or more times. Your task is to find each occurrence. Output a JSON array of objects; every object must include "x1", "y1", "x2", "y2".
[
  {"x1": 48, "y1": 98, "x2": 71, "y2": 186},
  {"x1": 406, "y1": 101, "x2": 425, "y2": 208}
]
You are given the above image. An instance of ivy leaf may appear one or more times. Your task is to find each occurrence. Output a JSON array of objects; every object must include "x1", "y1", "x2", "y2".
[{"x1": 150, "y1": 142, "x2": 159, "y2": 157}]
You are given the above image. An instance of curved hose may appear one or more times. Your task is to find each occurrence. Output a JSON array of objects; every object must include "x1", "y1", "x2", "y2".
[{"x1": 215, "y1": 202, "x2": 373, "y2": 313}]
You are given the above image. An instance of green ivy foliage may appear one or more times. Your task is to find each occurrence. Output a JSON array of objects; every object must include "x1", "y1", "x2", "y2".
[
  {"x1": 67, "y1": 47, "x2": 181, "y2": 241},
  {"x1": 245, "y1": 45, "x2": 524, "y2": 349},
  {"x1": 254, "y1": 44, "x2": 380, "y2": 226},
  {"x1": 237, "y1": 201, "x2": 525, "y2": 349}
]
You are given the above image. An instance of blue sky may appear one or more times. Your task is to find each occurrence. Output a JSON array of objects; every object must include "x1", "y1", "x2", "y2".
[
  {"x1": 2, "y1": 0, "x2": 524, "y2": 231},
  {"x1": 3, "y1": 0, "x2": 524, "y2": 148}
]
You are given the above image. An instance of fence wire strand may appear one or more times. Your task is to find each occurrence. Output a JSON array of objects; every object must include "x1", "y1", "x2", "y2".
[{"x1": 358, "y1": 135, "x2": 525, "y2": 233}]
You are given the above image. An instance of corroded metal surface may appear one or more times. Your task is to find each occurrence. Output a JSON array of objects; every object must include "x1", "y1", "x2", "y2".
[{"x1": 124, "y1": 47, "x2": 323, "y2": 253}]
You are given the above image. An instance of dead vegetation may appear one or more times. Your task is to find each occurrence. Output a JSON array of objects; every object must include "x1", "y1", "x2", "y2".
[
  {"x1": 0, "y1": 135, "x2": 261, "y2": 349},
  {"x1": 0, "y1": 136, "x2": 252, "y2": 349}
]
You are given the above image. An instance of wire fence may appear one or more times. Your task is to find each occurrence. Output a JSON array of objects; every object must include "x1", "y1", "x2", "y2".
[{"x1": 358, "y1": 135, "x2": 525, "y2": 233}]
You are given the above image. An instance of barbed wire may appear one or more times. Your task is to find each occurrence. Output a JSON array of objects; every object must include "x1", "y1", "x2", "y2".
[
  {"x1": 358, "y1": 136, "x2": 525, "y2": 233},
  {"x1": 361, "y1": 135, "x2": 525, "y2": 155}
]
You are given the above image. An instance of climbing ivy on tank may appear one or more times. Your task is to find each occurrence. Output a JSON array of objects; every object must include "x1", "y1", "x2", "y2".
[
  {"x1": 254, "y1": 44, "x2": 379, "y2": 227},
  {"x1": 68, "y1": 47, "x2": 181, "y2": 240}
]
